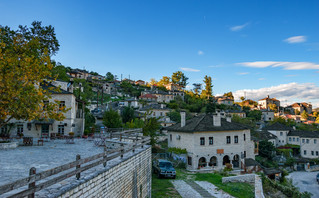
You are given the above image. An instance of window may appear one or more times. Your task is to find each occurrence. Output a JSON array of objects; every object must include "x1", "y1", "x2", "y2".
[
  {"x1": 209, "y1": 137, "x2": 213, "y2": 145},
  {"x1": 289, "y1": 137, "x2": 292, "y2": 142},
  {"x1": 316, "y1": 151, "x2": 319, "y2": 156},
  {"x1": 306, "y1": 139, "x2": 309, "y2": 144},
  {"x1": 243, "y1": 134, "x2": 246, "y2": 141},
  {"x1": 280, "y1": 132, "x2": 283, "y2": 136},
  {"x1": 311, "y1": 151, "x2": 314, "y2": 156},
  {"x1": 176, "y1": 135, "x2": 181, "y2": 140},
  {"x1": 226, "y1": 136, "x2": 231, "y2": 144},
  {"x1": 17, "y1": 124, "x2": 23, "y2": 136},
  {"x1": 315, "y1": 139, "x2": 317, "y2": 144},
  {"x1": 188, "y1": 156, "x2": 192, "y2": 165},
  {"x1": 153, "y1": 112, "x2": 155, "y2": 116},
  {"x1": 200, "y1": 137, "x2": 205, "y2": 145},
  {"x1": 244, "y1": 151, "x2": 246, "y2": 158},
  {"x1": 1, "y1": 125, "x2": 7, "y2": 134},
  {"x1": 160, "y1": 112, "x2": 163, "y2": 116},
  {"x1": 59, "y1": 101, "x2": 65, "y2": 110},
  {"x1": 304, "y1": 150, "x2": 307, "y2": 155},
  {"x1": 58, "y1": 125, "x2": 64, "y2": 135},
  {"x1": 297, "y1": 138, "x2": 299, "y2": 142},
  {"x1": 170, "y1": 134, "x2": 172, "y2": 141},
  {"x1": 234, "y1": 136, "x2": 238, "y2": 143},
  {"x1": 293, "y1": 137, "x2": 295, "y2": 142},
  {"x1": 302, "y1": 139, "x2": 305, "y2": 143}
]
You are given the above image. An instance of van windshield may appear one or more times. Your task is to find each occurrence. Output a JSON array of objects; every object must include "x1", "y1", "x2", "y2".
[{"x1": 159, "y1": 162, "x2": 172, "y2": 168}]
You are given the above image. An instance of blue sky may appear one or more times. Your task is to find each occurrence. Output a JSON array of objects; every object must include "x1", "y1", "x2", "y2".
[{"x1": 1, "y1": 0, "x2": 319, "y2": 107}]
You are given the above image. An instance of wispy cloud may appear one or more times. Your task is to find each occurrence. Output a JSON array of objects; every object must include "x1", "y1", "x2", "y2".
[
  {"x1": 258, "y1": 78, "x2": 265, "y2": 80},
  {"x1": 198, "y1": 50, "x2": 204, "y2": 55},
  {"x1": 208, "y1": 65, "x2": 223, "y2": 68},
  {"x1": 285, "y1": 74, "x2": 297, "y2": 77},
  {"x1": 284, "y1": 36, "x2": 306, "y2": 44},
  {"x1": 238, "y1": 72, "x2": 249, "y2": 75},
  {"x1": 237, "y1": 61, "x2": 319, "y2": 70},
  {"x1": 180, "y1": 67, "x2": 200, "y2": 72},
  {"x1": 233, "y1": 82, "x2": 319, "y2": 108},
  {"x1": 230, "y1": 23, "x2": 249, "y2": 31}
]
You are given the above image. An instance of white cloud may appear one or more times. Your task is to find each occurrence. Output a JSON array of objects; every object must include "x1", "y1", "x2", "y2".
[
  {"x1": 284, "y1": 36, "x2": 307, "y2": 43},
  {"x1": 180, "y1": 67, "x2": 200, "y2": 72},
  {"x1": 230, "y1": 23, "x2": 249, "y2": 31},
  {"x1": 238, "y1": 72, "x2": 249, "y2": 75},
  {"x1": 198, "y1": 50, "x2": 204, "y2": 55},
  {"x1": 208, "y1": 65, "x2": 222, "y2": 68},
  {"x1": 233, "y1": 82, "x2": 319, "y2": 108},
  {"x1": 237, "y1": 61, "x2": 319, "y2": 70}
]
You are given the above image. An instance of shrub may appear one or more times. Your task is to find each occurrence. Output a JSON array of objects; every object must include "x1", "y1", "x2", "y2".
[{"x1": 224, "y1": 163, "x2": 233, "y2": 172}]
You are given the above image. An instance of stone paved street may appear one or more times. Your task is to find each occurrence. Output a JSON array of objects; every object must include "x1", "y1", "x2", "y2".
[{"x1": 287, "y1": 171, "x2": 319, "y2": 198}]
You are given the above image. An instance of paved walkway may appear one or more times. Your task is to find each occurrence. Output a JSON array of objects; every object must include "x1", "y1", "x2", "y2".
[
  {"x1": 186, "y1": 180, "x2": 216, "y2": 198},
  {"x1": 171, "y1": 180, "x2": 234, "y2": 198}
]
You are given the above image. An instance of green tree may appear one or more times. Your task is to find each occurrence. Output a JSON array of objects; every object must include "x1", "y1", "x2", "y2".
[
  {"x1": 240, "y1": 96, "x2": 245, "y2": 102},
  {"x1": 193, "y1": 83, "x2": 202, "y2": 95},
  {"x1": 171, "y1": 71, "x2": 188, "y2": 88},
  {"x1": 143, "y1": 117, "x2": 160, "y2": 146},
  {"x1": 313, "y1": 111, "x2": 318, "y2": 118},
  {"x1": 0, "y1": 21, "x2": 66, "y2": 128},
  {"x1": 73, "y1": 79, "x2": 94, "y2": 104},
  {"x1": 301, "y1": 110, "x2": 309, "y2": 120},
  {"x1": 121, "y1": 106, "x2": 135, "y2": 123},
  {"x1": 294, "y1": 109, "x2": 300, "y2": 115},
  {"x1": 103, "y1": 109, "x2": 122, "y2": 128},
  {"x1": 201, "y1": 75, "x2": 213, "y2": 99},
  {"x1": 51, "y1": 62, "x2": 70, "y2": 82},
  {"x1": 148, "y1": 78, "x2": 157, "y2": 86},
  {"x1": 247, "y1": 110, "x2": 262, "y2": 121},
  {"x1": 124, "y1": 118, "x2": 144, "y2": 129},
  {"x1": 84, "y1": 108, "x2": 96, "y2": 134},
  {"x1": 316, "y1": 117, "x2": 319, "y2": 124},
  {"x1": 206, "y1": 98, "x2": 217, "y2": 113},
  {"x1": 105, "y1": 72, "x2": 114, "y2": 81},
  {"x1": 167, "y1": 110, "x2": 181, "y2": 122},
  {"x1": 259, "y1": 140, "x2": 276, "y2": 160}
]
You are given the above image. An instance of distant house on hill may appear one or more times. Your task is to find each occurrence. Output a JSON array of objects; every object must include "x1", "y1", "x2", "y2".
[
  {"x1": 286, "y1": 102, "x2": 312, "y2": 114},
  {"x1": 165, "y1": 83, "x2": 182, "y2": 91},
  {"x1": 258, "y1": 95, "x2": 280, "y2": 109},
  {"x1": 261, "y1": 109, "x2": 274, "y2": 122},
  {"x1": 135, "y1": 80, "x2": 145, "y2": 86},
  {"x1": 167, "y1": 112, "x2": 256, "y2": 171},
  {"x1": 67, "y1": 69, "x2": 90, "y2": 80}
]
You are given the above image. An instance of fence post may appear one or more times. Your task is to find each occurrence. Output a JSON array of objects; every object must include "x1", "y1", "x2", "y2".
[
  {"x1": 76, "y1": 154, "x2": 81, "y2": 180},
  {"x1": 103, "y1": 146, "x2": 107, "y2": 167},
  {"x1": 28, "y1": 167, "x2": 36, "y2": 198},
  {"x1": 121, "y1": 144, "x2": 124, "y2": 158}
]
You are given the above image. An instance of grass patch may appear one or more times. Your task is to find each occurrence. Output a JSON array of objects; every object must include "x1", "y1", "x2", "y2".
[
  {"x1": 152, "y1": 173, "x2": 181, "y2": 198},
  {"x1": 195, "y1": 173, "x2": 254, "y2": 198}
]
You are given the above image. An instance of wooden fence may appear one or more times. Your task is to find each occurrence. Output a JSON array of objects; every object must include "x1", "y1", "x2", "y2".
[{"x1": 0, "y1": 136, "x2": 150, "y2": 198}]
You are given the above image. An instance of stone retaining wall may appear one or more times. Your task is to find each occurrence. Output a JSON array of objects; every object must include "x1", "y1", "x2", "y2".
[
  {"x1": 222, "y1": 174, "x2": 265, "y2": 198},
  {"x1": 57, "y1": 146, "x2": 152, "y2": 198}
]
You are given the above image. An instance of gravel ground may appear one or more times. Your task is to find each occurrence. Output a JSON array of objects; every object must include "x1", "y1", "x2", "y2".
[
  {"x1": 287, "y1": 171, "x2": 319, "y2": 198},
  {"x1": 195, "y1": 181, "x2": 235, "y2": 198},
  {"x1": 171, "y1": 180, "x2": 203, "y2": 198}
]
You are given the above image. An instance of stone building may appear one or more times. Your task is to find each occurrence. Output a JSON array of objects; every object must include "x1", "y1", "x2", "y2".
[
  {"x1": 167, "y1": 112, "x2": 256, "y2": 171},
  {"x1": 3, "y1": 80, "x2": 85, "y2": 138},
  {"x1": 287, "y1": 130, "x2": 319, "y2": 159},
  {"x1": 258, "y1": 95, "x2": 280, "y2": 109},
  {"x1": 264, "y1": 122, "x2": 292, "y2": 147}
]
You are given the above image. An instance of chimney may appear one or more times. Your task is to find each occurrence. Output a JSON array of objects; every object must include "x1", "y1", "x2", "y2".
[
  {"x1": 161, "y1": 104, "x2": 164, "y2": 109},
  {"x1": 213, "y1": 113, "x2": 221, "y2": 127},
  {"x1": 226, "y1": 115, "x2": 232, "y2": 122},
  {"x1": 180, "y1": 111, "x2": 186, "y2": 127}
]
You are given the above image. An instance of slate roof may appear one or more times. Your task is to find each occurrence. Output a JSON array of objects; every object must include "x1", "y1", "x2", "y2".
[
  {"x1": 265, "y1": 122, "x2": 292, "y2": 131},
  {"x1": 166, "y1": 114, "x2": 249, "y2": 133},
  {"x1": 41, "y1": 83, "x2": 73, "y2": 94},
  {"x1": 245, "y1": 158, "x2": 260, "y2": 167},
  {"x1": 288, "y1": 130, "x2": 319, "y2": 138},
  {"x1": 251, "y1": 130, "x2": 277, "y2": 141},
  {"x1": 263, "y1": 168, "x2": 281, "y2": 175},
  {"x1": 139, "y1": 104, "x2": 170, "y2": 111}
]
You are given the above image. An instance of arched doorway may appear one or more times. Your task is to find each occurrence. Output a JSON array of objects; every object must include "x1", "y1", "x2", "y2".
[
  {"x1": 223, "y1": 155, "x2": 230, "y2": 165},
  {"x1": 209, "y1": 156, "x2": 217, "y2": 167},
  {"x1": 233, "y1": 154, "x2": 240, "y2": 168},
  {"x1": 198, "y1": 157, "x2": 207, "y2": 168}
]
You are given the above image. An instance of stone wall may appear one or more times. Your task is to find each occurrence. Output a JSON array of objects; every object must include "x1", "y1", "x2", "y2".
[
  {"x1": 56, "y1": 146, "x2": 152, "y2": 198},
  {"x1": 0, "y1": 142, "x2": 18, "y2": 149}
]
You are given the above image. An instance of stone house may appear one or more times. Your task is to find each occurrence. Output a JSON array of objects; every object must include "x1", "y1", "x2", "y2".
[
  {"x1": 216, "y1": 96, "x2": 234, "y2": 106},
  {"x1": 67, "y1": 69, "x2": 90, "y2": 80},
  {"x1": 287, "y1": 130, "x2": 319, "y2": 159},
  {"x1": 3, "y1": 80, "x2": 85, "y2": 139},
  {"x1": 264, "y1": 122, "x2": 292, "y2": 147},
  {"x1": 287, "y1": 102, "x2": 313, "y2": 114},
  {"x1": 167, "y1": 112, "x2": 256, "y2": 171},
  {"x1": 261, "y1": 109, "x2": 274, "y2": 122},
  {"x1": 258, "y1": 95, "x2": 280, "y2": 109},
  {"x1": 138, "y1": 104, "x2": 170, "y2": 120},
  {"x1": 165, "y1": 83, "x2": 182, "y2": 91},
  {"x1": 135, "y1": 80, "x2": 146, "y2": 86}
]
